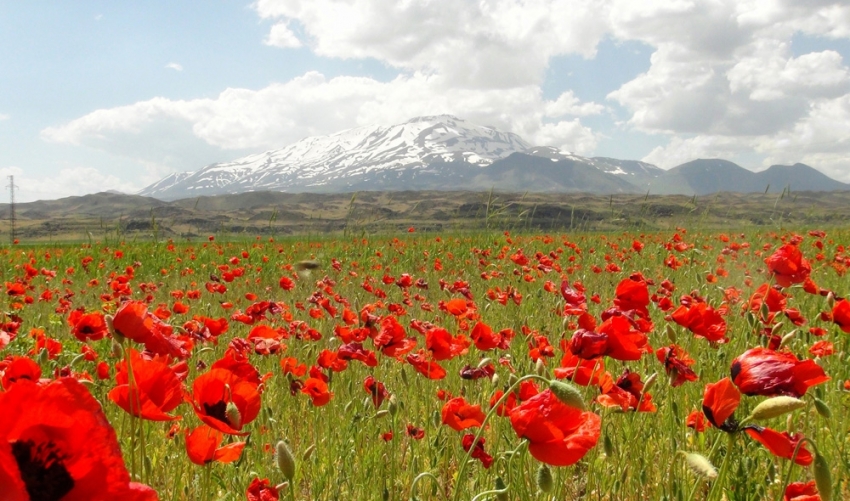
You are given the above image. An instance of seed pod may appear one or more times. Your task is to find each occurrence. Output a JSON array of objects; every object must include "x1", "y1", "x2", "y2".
[
  {"x1": 748, "y1": 396, "x2": 806, "y2": 421},
  {"x1": 814, "y1": 452, "x2": 832, "y2": 501},
  {"x1": 549, "y1": 380, "x2": 586, "y2": 410},
  {"x1": 814, "y1": 398, "x2": 832, "y2": 419},
  {"x1": 276, "y1": 440, "x2": 296, "y2": 481},
  {"x1": 682, "y1": 452, "x2": 718, "y2": 480},
  {"x1": 536, "y1": 464, "x2": 554, "y2": 493},
  {"x1": 302, "y1": 444, "x2": 316, "y2": 461}
]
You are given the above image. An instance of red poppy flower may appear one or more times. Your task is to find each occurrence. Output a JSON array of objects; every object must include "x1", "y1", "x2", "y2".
[
  {"x1": 190, "y1": 368, "x2": 261, "y2": 435},
  {"x1": 364, "y1": 375, "x2": 389, "y2": 409},
  {"x1": 111, "y1": 300, "x2": 190, "y2": 359},
  {"x1": 670, "y1": 302, "x2": 727, "y2": 343},
  {"x1": 509, "y1": 389, "x2": 601, "y2": 467},
  {"x1": 185, "y1": 425, "x2": 246, "y2": 466},
  {"x1": 731, "y1": 347, "x2": 829, "y2": 397},
  {"x1": 808, "y1": 340, "x2": 833, "y2": 357},
  {"x1": 462, "y1": 434, "x2": 493, "y2": 469},
  {"x1": 554, "y1": 350, "x2": 605, "y2": 386},
  {"x1": 280, "y1": 357, "x2": 307, "y2": 377},
  {"x1": 1, "y1": 356, "x2": 42, "y2": 390},
  {"x1": 68, "y1": 309, "x2": 109, "y2": 342},
  {"x1": 613, "y1": 274, "x2": 650, "y2": 318},
  {"x1": 702, "y1": 377, "x2": 741, "y2": 431},
  {"x1": 766, "y1": 243, "x2": 811, "y2": 287},
  {"x1": 743, "y1": 425, "x2": 813, "y2": 466},
  {"x1": 372, "y1": 316, "x2": 417, "y2": 358},
  {"x1": 830, "y1": 298, "x2": 850, "y2": 333},
  {"x1": 597, "y1": 369, "x2": 656, "y2": 412},
  {"x1": 406, "y1": 349, "x2": 447, "y2": 380},
  {"x1": 406, "y1": 424, "x2": 425, "y2": 440},
  {"x1": 246, "y1": 478, "x2": 279, "y2": 501},
  {"x1": 469, "y1": 321, "x2": 511, "y2": 351},
  {"x1": 686, "y1": 410, "x2": 709, "y2": 433},
  {"x1": 568, "y1": 316, "x2": 651, "y2": 361},
  {"x1": 107, "y1": 349, "x2": 184, "y2": 421},
  {"x1": 301, "y1": 377, "x2": 333, "y2": 406},
  {"x1": 337, "y1": 342, "x2": 378, "y2": 367},
  {"x1": 656, "y1": 344, "x2": 698, "y2": 387},
  {"x1": 0, "y1": 378, "x2": 158, "y2": 500},
  {"x1": 784, "y1": 480, "x2": 821, "y2": 501},
  {"x1": 425, "y1": 327, "x2": 470, "y2": 361},
  {"x1": 441, "y1": 397, "x2": 486, "y2": 431}
]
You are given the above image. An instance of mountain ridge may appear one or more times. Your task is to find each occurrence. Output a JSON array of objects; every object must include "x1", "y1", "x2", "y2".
[{"x1": 138, "y1": 115, "x2": 850, "y2": 200}]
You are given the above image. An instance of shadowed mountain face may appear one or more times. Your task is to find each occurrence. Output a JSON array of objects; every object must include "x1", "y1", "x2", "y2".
[{"x1": 135, "y1": 116, "x2": 848, "y2": 200}]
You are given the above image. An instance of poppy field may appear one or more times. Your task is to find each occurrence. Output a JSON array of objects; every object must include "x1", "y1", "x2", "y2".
[{"x1": 1, "y1": 227, "x2": 849, "y2": 500}]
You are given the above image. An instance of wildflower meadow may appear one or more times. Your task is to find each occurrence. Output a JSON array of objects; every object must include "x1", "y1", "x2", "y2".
[{"x1": 1, "y1": 227, "x2": 848, "y2": 500}]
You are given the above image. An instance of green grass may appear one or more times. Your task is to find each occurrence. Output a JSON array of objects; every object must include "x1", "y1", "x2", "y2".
[{"x1": 1, "y1": 227, "x2": 848, "y2": 500}]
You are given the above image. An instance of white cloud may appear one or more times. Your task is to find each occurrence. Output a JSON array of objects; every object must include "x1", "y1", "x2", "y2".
[
  {"x1": 41, "y1": 71, "x2": 602, "y2": 166},
  {"x1": 0, "y1": 166, "x2": 141, "y2": 203},
  {"x1": 265, "y1": 22, "x2": 302, "y2": 48},
  {"x1": 254, "y1": 0, "x2": 610, "y2": 88},
  {"x1": 0, "y1": 113, "x2": 9, "y2": 121},
  {"x1": 165, "y1": 62, "x2": 183, "y2": 71}
]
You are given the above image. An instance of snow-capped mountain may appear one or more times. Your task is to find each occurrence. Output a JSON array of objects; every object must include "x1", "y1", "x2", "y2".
[{"x1": 139, "y1": 115, "x2": 536, "y2": 199}]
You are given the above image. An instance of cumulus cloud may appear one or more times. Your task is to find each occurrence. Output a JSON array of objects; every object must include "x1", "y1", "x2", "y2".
[
  {"x1": 265, "y1": 22, "x2": 302, "y2": 48},
  {"x1": 42, "y1": 71, "x2": 603, "y2": 166},
  {"x1": 165, "y1": 62, "x2": 183, "y2": 71},
  {"x1": 0, "y1": 166, "x2": 142, "y2": 203},
  {"x1": 254, "y1": 0, "x2": 610, "y2": 88}
]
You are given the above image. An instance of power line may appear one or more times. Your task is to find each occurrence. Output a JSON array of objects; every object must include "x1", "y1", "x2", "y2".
[{"x1": 7, "y1": 175, "x2": 15, "y2": 244}]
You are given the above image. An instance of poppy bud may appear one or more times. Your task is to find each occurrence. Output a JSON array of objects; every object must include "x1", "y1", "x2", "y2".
[
  {"x1": 778, "y1": 329, "x2": 797, "y2": 349},
  {"x1": 388, "y1": 395, "x2": 398, "y2": 417},
  {"x1": 548, "y1": 380, "x2": 586, "y2": 410},
  {"x1": 226, "y1": 402, "x2": 242, "y2": 429},
  {"x1": 302, "y1": 444, "x2": 316, "y2": 461},
  {"x1": 748, "y1": 396, "x2": 806, "y2": 421},
  {"x1": 814, "y1": 398, "x2": 831, "y2": 419},
  {"x1": 491, "y1": 373, "x2": 500, "y2": 387},
  {"x1": 275, "y1": 482, "x2": 289, "y2": 493},
  {"x1": 682, "y1": 452, "x2": 718, "y2": 479},
  {"x1": 400, "y1": 366, "x2": 408, "y2": 386},
  {"x1": 536, "y1": 464, "x2": 554, "y2": 493},
  {"x1": 110, "y1": 337, "x2": 124, "y2": 359},
  {"x1": 375, "y1": 409, "x2": 390, "y2": 419},
  {"x1": 431, "y1": 410, "x2": 441, "y2": 429},
  {"x1": 760, "y1": 302, "x2": 770, "y2": 321},
  {"x1": 814, "y1": 452, "x2": 832, "y2": 501},
  {"x1": 643, "y1": 372, "x2": 658, "y2": 393},
  {"x1": 276, "y1": 440, "x2": 296, "y2": 480},
  {"x1": 826, "y1": 291, "x2": 835, "y2": 309},
  {"x1": 746, "y1": 311, "x2": 756, "y2": 328},
  {"x1": 478, "y1": 357, "x2": 493, "y2": 369},
  {"x1": 534, "y1": 358, "x2": 546, "y2": 377},
  {"x1": 603, "y1": 433, "x2": 614, "y2": 457},
  {"x1": 507, "y1": 373, "x2": 519, "y2": 390},
  {"x1": 665, "y1": 324, "x2": 676, "y2": 343},
  {"x1": 38, "y1": 348, "x2": 49, "y2": 367}
]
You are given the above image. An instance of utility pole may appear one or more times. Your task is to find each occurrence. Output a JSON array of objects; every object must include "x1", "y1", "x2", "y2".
[{"x1": 7, "y1": 175, "x2": 15, "y2": 243}]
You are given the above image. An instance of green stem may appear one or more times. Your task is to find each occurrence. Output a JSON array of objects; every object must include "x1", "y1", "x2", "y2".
[
  {"x1": 707, "y1": 433, "x2": 735, "y2": 501},
  {"x1": 778, "y1": 437, "x2": 816, "y2": 501}
]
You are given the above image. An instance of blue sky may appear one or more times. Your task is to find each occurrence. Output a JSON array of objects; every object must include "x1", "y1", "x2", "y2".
[{"x1": 2, "y1": 1, "x2": 849, "y2": 202}]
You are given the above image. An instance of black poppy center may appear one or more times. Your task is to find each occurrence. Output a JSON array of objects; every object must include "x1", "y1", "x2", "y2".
[
  {"x1": 11, "y1": 439, "x2": 74, "y2": 501},
  {"x1": 203, "y1": 399, "x2": 231, "y2": 426}
]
